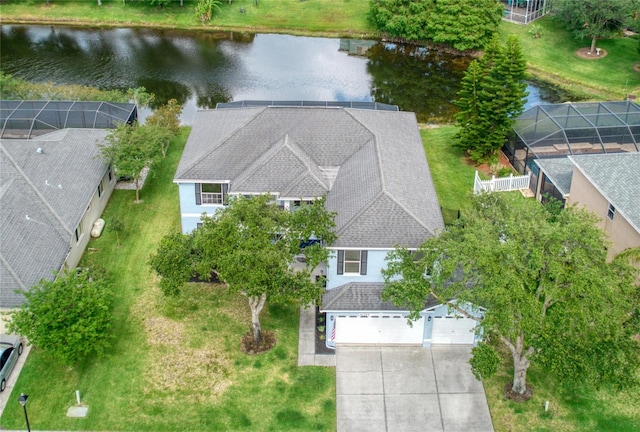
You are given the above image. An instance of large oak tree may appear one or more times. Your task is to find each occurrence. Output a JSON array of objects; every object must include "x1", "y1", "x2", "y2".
[
  {"x1": 382, "y1": 193, "x2": 639, "y2": 397},
  {"x1": 555, "y1": 0, "x2": 639, "y2": 53},
  {"x1": 150, "y1": 195, "x2": 336, "y2": 346}
]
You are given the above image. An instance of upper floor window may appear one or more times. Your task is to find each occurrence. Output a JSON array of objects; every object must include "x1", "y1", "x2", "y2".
[
  {"x1": 97, "y1": 181, "x2": 104, "y2": 198},
  {"x1": 607, "y1": 203, "x2": 615, "y2": 220},
  {"x1": 196, "y1": 183, "x2": 228, "y2": 205},
  {"x1": 108, "y1": 164, "x2": 113, "y2": 182},
  {"x1": 337, "y1": 250, "x2": 368, "y2": 275}
]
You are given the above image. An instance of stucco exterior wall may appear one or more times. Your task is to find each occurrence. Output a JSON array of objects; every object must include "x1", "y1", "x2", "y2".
[
  {"x1": 567, "y1": 169, "x2": 640, "y2": 260},
  {"x1": 325, "y1": 249, "x2": 389, "y2": 289},
  {"x1": 65, "y1": 167, "x2": 116, "y2": 269},
  {"x1": 177, "y1": 182, "x2": 224, "y2": 233}
]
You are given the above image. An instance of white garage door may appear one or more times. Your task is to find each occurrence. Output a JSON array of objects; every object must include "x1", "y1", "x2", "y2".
[
  {"x1": 431, "y1": 315, "x2": 477, "y2": 344},
  {"x1": 335, "y1": 315, "x2": 424, "y2": 345}
]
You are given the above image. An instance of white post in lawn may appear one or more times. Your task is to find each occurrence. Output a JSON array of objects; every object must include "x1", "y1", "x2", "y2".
[{"x1": 76, "y1": 390, "x2": 81, "y2": 405}]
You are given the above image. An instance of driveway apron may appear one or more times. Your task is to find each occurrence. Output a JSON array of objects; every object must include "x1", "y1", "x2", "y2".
[{"x1": 335, "y1": 345, "x2": 494, "y2": 432}]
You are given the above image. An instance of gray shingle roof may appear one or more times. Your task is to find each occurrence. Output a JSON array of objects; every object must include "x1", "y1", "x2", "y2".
[
  {"x1": 321, "y1": 282, "x2": 439, "y2": 311},
  {"x1": 0, "y1": 129, "x2": 109, "y2": 307},
  {"x1": 569, "y1": 153, "x2": 640, "y2": 232},
  {"x1": 175, "y1": 106, "x2": 444, "y2": 248},
  {"x1": 534, "y1": 157, "x2": 575, "y2": 196}
]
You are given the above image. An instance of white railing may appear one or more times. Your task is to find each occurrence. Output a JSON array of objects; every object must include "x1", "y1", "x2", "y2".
[
  {"x1": 474, "y1": 171, "x2": 531, "y2": 194},
  {"x1": 201, "y1": 192, "x2": 224, "y2": 204}
]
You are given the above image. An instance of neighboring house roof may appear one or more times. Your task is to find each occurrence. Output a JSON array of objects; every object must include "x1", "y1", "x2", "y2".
[
  {"x1": 534, "y1": 157, "x2": 575, "y2": 196},
  {"x1": 0, "y1": 129, "x2": 109, "y2": 307},
  {"x1": 0, "y1": 100, "x2": 137, "y2": 139},
  {"x1": 321, "y1": 282, "x2": 439, "y2": 311},
  {"x1": 175, "y1": 106, "x2": 444, "y2": 248},
  {"x1": 569, "y1": 153, "x2": 640, "y2": 233}
]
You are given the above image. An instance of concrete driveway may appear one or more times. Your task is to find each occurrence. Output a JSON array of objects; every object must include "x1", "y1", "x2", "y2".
[{"x1": 336, "y1": 345, "x2": 494, "y2": 432}]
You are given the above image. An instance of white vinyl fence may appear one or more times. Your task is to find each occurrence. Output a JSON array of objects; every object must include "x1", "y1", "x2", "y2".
[{"x1": 474, "y1": 171, "x2": 531, "y2": 194}]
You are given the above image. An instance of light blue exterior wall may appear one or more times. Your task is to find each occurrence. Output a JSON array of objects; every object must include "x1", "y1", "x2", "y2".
[
  {"x1": 177, "y1": 182, "x2": 224, "y2": 234},
  {"x1": 325, "y1": 249, "x2": 390, "y2": 289}
]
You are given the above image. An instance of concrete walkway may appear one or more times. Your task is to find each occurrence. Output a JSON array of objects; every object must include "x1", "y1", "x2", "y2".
[
  {"x1": 336, "y1": 345, "x2": 494, "y2": 432},
  {"x1": 297, "y1": 306, "x2": 335, "y2": 367}
]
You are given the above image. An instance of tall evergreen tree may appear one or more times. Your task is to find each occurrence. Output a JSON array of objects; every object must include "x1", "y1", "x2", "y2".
[{"x1": 454, "y1": 35, "x2": 527, "y2": 163}]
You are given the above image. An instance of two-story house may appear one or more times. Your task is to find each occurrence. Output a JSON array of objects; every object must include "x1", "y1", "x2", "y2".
[{"x1": 174, "y1": 103, "x2": 483, "y2": 347}]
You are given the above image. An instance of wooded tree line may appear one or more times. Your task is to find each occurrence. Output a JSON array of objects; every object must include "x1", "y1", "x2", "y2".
[{"x1": 369, "y1": 0, "x2": 504, "y2": 51}]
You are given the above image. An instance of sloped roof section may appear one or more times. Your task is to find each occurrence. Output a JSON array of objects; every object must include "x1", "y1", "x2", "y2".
[
  {"x1": 175, "y1": 104, "x2": 444, "y2": 248},
  {"x1": 569, "y1": 153, "x2": 640, "y2": 232},
  {"x1": 0, "y1": 129, "x2": 109, "y2": 307},
  {"x1": 322, "y1": 282, "x2": 439, "y2": 311}
]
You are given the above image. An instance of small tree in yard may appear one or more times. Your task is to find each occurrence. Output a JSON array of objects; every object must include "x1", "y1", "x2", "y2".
[
  {"x1": 382, "y1": 193, "x2": 639, "y2": 399},
  {"x1": 110, "y1": 217, "x2": 124, "y2": 248},
  {"x1": 454, "y1": 36, "x2": 528, "y2": 164},
  {"x1": 145, "y1": 99, "x2": 183, "y2": 157},
  {"x1": 8, "y1": 269, "x2": 113, "y2": 366},
  {"x1": 150, "y1": 195, "x2": 336, "y2": 347},
  {"x1": 99, "y1": 122, "x2": 162, "y2": 203},
  {"x1": 555, "y1": 0, "x2": 639, "y2": 54}
]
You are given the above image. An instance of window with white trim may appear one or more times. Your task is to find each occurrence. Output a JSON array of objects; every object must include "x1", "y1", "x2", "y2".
[
  {"x1": 108, "y1": 164, "x2": 114, "y2": 182},
  {"x1": 607, "y1": 203, "x2": 615, "y2": 220},
  {"x1": 97, "y1": 180, "x2": 104, "y2": 198},
  {"x1": 195, "y1": 183, "x2": 228, "y2": 205},
  {"x1": 337, "y1": 250, "x2": 367, "y2": 275}
]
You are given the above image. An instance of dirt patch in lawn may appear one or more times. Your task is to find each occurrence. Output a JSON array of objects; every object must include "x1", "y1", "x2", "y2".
[
  {"x1": 135, "y1": 282, "x2": 233, "y2": 402},
  {"x1": 466, "y1": 151, "x2": 513, "y2": 177},
  {"x1": 575, "y1": 47, "x2": 608, "y2": 60}
]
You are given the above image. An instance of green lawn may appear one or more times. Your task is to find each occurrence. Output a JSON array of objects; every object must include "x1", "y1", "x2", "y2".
[
  {"x1": 484, "y1": 347, "x2": 640, "y2": 432},
  {"x1": 0, "y1": 129, "x2": 335, "y2": 431},
  {"x1": 421, "y1": 125, "x2": 477, "y2": 220},
  {"x1": 0, "y1": 0, "x2": 372, "y2": 37},
  {"x1": 503, "y1": 18, "x2": 640, "y2": 100}
]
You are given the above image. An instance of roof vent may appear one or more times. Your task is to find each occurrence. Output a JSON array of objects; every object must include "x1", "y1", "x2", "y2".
[{"x1": 36, "y1": 147, "x2": 43, "y2": 154}]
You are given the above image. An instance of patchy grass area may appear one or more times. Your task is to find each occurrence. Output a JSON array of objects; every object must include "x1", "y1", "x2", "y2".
[
  {"x1": 484, "y1": 347, "x2": 640, "y2": 432},
  {"x1": 0, "y1": 0, "x2": 372, "y2": 37},
  {"x1": 0, "y1": 128, "x2": 335, "y2": 431},
  {"x1": 503, "y1": 18, "x2": 640, "y2": 100},
  {"x1": 420, "y1": 125, "x2": 476, "y2": 219}
]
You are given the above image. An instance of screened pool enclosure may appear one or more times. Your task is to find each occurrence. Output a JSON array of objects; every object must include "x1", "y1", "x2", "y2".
[
  {"x1": 504, "y1": 101, "x2": 640, "y2": 174},
  {"x1": 0, "y1": 100, "x2": 137, "y2": 139}
]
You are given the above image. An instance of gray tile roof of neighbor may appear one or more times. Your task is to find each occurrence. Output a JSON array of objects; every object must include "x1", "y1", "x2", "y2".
[
  {"x1": 0, "y1": 129, "x2": 110, "y2": 307},
  {"x1": 569, "y1": 153, "x2": 640, "y2": 232},
  {"x1": 175, "y1": 105, "x2": 444, "y2": 248},
  {"x1": 534, "y1": 157, "x2": 575, "y2": 196},
  {"x1": 321, "y1": 282, "x2": 439, "y2": 311}
]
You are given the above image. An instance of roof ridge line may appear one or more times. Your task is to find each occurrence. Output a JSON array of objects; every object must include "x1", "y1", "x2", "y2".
[
  {"x1": 282, "y1": 135, "x2": 329, "y2": 191},
  {"x1": 179, "y1": 107, "x2": 266, "y2": 179},
  {"x1": 323, "y1": 282, "x2": 352, "y2": 309},
  {"x1": 0, "y1": 142, "x2": 72, "y2": 235},
  {"x1": 335, "y1": 190, "x2": 384, "y2": 238},
  {"x1": 0, "y1": 253, "x2": 27, "y2": 291},
  {"x1": 384, "y1": 191, "x2": 435, "y2": 236}
]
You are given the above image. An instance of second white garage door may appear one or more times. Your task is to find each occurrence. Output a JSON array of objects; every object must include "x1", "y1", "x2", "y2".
[
  {"x1": 335, "y1": 315, "x2": 425, "y2": 345},
  {"x1": 431, "y1": 315, "x2": 477, "y2": 344}
]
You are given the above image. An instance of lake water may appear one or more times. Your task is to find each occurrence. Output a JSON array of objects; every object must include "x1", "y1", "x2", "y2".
[{"x1": 0, "y1": 25, "x2": 560, "y2": 124}]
